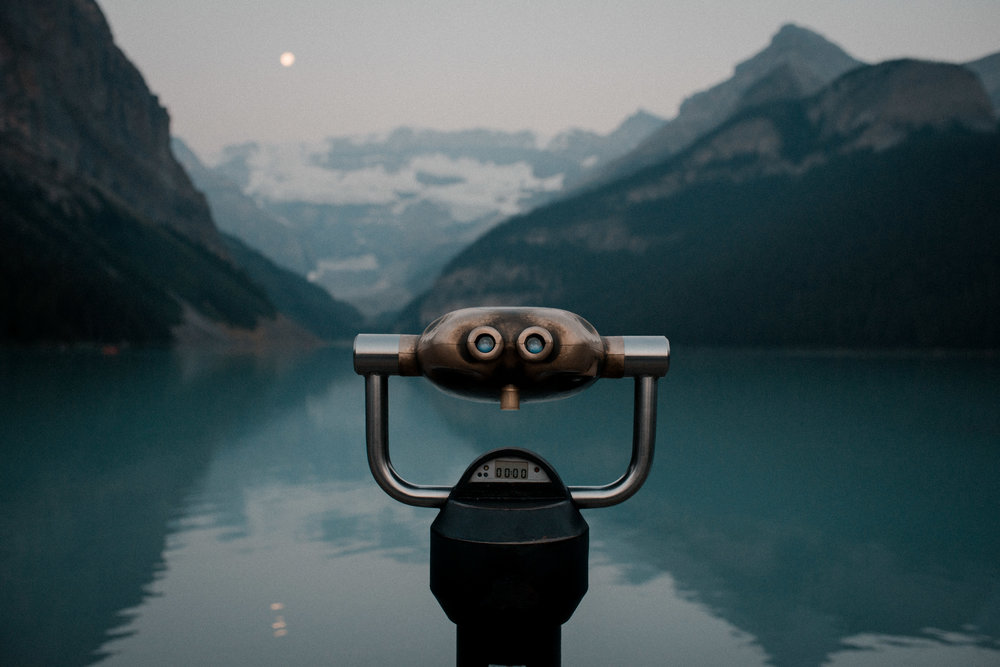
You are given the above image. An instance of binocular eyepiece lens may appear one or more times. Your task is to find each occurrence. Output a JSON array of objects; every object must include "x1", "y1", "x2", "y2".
[
  {"x1": 467, "y1": 326, "x2": 505, "y2": 361},
  {"x1": 476, "y1": 334, "x2": 497, "y2": 354},
  {"x1": 465, "y1": 324, "x2": 556, "y2": 362},
  {"x1": 524, "y1": 334, "x2": 545, "y2": 355},
  {"x1": 517, "y1": 326, "x2": 554, "y2": 361}
]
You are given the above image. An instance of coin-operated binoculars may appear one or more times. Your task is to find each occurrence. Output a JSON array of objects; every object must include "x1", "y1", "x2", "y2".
[{"x1": 354, "y1": 307, "x2": 669, "y2": 666}]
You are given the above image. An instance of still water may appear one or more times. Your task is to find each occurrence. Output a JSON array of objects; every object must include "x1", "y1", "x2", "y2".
[{"x1": 1, "y1": 347, "x2": 998, "y2": 666}]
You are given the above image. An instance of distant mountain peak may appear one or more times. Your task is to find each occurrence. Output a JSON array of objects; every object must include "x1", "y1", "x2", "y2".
[
  {"x1": 621, "y1": 108, "x2": 665, "y2": 124},
  {"x1": 730, "y1": 23, "x2": 860, "y2": 93},
  {"x1": 620, "y1": 58, "x2": 998, "y2": 207},
  {"x1": 613, "y1": 109, "x2": 667, "y2": 135},
  {"x1": 769, "y1": 23, "x2": 844, "y2": 53},
  {"x1": 586, "y1": 23, "x2": 862, "y2": 187}
]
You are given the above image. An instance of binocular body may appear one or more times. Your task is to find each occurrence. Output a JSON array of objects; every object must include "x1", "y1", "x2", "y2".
[
  {"x1": 356, "y1": 306, "x2": 669, "y2": 410},
  {"x1": 354, "y1": 306, "x2": 669, "y2": 508}
]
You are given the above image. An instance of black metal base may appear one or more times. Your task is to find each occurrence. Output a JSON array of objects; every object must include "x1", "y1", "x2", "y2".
[{"x1": 457, "y1": 623, "x2": 560, "y2": 667}]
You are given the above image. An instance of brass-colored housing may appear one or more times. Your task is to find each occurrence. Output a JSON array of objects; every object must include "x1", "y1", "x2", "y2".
[{"x1": 417, "y1": 307, "x2": 605, "y2": 405}]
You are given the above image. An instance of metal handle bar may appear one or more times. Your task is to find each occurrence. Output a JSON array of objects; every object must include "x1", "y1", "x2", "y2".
[{"x1": 355, "y1": 334, "x2": 668, "y2": 509}]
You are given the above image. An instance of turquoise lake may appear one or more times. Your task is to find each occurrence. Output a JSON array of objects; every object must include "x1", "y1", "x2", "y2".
[{"x1": 2, "y1": 347, "x2": 998, "y2": 666}]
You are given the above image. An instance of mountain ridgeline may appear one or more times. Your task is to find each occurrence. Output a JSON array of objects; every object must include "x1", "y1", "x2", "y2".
[
  {"x1": 3, "y1": 4, "x2": 998, "y2": 350},
  {"x1": 585, "y1": 23, "x2": 864, "y2": 190},
  {"x1": 405, "y1": 59, "x2": 1000, "y2": 348},
  {"x1": 180, "y1": 112, "x2": 666, "y2": 320},
  {"x1": 0, "y1": 0, "x2": 361, "y2": 345}
]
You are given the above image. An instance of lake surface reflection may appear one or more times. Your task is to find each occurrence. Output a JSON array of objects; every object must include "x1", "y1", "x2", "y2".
[{"x1": 1, "y1": 347, "x2": 998, "y2": 666}]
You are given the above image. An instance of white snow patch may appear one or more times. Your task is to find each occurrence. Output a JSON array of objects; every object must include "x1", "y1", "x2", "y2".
[
  {"x1": 307, "y1": 254, "x2": 380, "y2": 282},
  {"x1": 239, "y1": 142, "x2": 564, "y2": 221},
  {"x1": 244, "y1": 143, "x2": 415, "y2": 206}
]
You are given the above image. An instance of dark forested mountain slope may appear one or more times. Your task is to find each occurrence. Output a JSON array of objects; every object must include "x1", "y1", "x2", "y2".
[
  {"x1": 221, "y1": 233, "x2": 362, "y2": 341},
  {"x1": 0, "y1": 0, "x2": 222, "y2": 254},
  {"x1": 405, "y1": 60, "x2": 1000, "y2": 349}
]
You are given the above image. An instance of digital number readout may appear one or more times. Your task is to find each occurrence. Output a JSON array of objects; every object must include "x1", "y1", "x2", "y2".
[
  {"x1": 469, "y1": 457, "x2": 549, "y2": 483},
  {"x1": 493, "y1": 459, "x2": 529, "y2": 480}
]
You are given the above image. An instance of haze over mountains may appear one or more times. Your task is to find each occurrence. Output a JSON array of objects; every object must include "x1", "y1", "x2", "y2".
[
  {"x1": 178, "y1": 112, "x2": 665, "y2": 318},
  {"x1": 1, "y1": 1, "x2": 997, "y2": 349}
]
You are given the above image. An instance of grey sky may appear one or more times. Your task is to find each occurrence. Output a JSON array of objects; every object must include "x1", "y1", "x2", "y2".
[{"x1": 95, "y1": 0, "x2": 999, "y2": 159}]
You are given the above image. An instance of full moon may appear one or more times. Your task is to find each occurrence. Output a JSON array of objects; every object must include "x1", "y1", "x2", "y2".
[{"x1": 279, "y1": 51, "x2": 295, "y2": 67}]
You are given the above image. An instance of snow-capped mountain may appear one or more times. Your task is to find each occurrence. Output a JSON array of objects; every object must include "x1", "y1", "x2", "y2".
[
  {"x1": 182, "y1": 113, "x2": 664, "y2": 319},
  {"x1": 236, "y1": 138, "x2": 563, "y2": 218}
]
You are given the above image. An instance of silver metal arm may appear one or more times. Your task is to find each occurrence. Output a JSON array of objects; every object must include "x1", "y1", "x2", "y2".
[
  {"x1": 359, "y1": 369, "x2": 661, "y2": 510},
  {"x1": 354, "y1": 320, "x2": 669, "y2": 510},
  {"x1": 364, "y1": 373, "x2": 451, "y2": 508},
  {"x1": 567, "y1": 375, "x2": 658, "y2": 508}
]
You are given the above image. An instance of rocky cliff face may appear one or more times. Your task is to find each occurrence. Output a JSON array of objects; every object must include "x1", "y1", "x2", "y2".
[
  {"x1": 623, "y1": 59, "x2": 996, "y2": 204},
  {"x1": 1, "y1": 0, "x2": 362, "y2": 344},
  {"x1": 809, "y1": 59, "x2": 996, "y2": 150},
  {"x1": 0, "y1": 0, "x2": 223, "y2": 255},
  {"x1": 671, "y1": 23, "x2": 861, "y2": 139}
]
